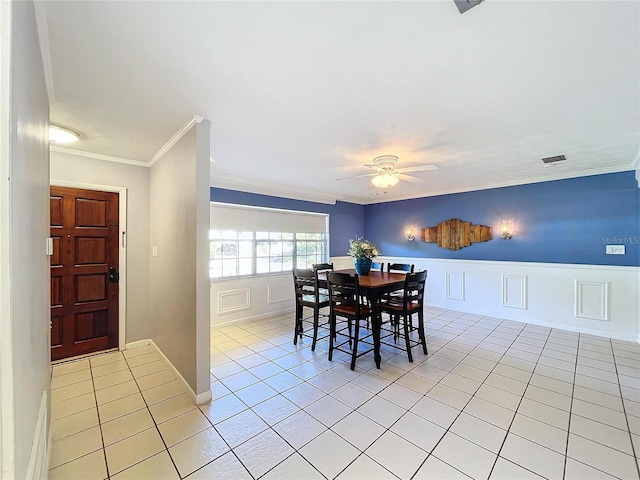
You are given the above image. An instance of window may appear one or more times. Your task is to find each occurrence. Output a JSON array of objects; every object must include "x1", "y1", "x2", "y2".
[
  {"x1": 209, "y1": 231, "x2": 327, "y2": 278},
  {"x1": 210, "y1": 203, "x2": 328, "y2": 279}
]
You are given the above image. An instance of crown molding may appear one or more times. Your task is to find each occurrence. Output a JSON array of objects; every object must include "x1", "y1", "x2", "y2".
[
  {"x1": 210, "y1": 170, "x2": 343, "y2": 205},
  {"x1": 33, "y1": 1, "x2": 55, "y2": 105},
  {"x1": 149, "y1": 115, "x2": 202, "y2": 167},
  {"x1": 364, "y1": 164, "x2": 635, "y2": 205},
  {"x1": 50, "y1": 146, "x2": 149, "y2": 167}
]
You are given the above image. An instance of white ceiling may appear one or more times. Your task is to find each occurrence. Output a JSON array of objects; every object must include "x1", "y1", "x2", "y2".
[{"x1": 43, "y1": 1, "x2": 639, "y2": 204}]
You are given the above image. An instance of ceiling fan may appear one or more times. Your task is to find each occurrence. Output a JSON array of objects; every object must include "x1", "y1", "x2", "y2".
[{"x1": 337, "y1": 155, "x2": 438, "y2": 189}]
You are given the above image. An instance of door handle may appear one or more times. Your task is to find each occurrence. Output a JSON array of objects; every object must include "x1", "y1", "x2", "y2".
[{"x1": 108, "y1": 267, "x2": 120, "y2": 283}]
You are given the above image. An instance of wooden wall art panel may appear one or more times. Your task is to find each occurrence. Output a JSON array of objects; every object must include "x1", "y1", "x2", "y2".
[{"x1": 421, "y1": 218, "x2": 492, "y2": 251}]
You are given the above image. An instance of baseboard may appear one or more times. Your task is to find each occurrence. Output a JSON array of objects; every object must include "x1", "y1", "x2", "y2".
[
  {"x1": 146, "y1": 340, "x2": 212, "y2": 406},
  {"x1": 211, "y1": 307, "x2": 295, "y2": 328},
  {"x1": 195, "y1": 390, "x2": 213, "y2": 404},
  {"x1": 25, "y1": 391, "x2": 48, "y2": 480},
  {"x1": 47, "y1": 415, "x2": 53, "y2": 475},
  {"x1": 125, "y1": 339, "x2": 151, "y2": 349}
]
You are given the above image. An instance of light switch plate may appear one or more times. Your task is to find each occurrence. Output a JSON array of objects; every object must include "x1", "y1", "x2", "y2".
[
  {"x1": 605, "y1": 245, "x2": 625, "y2": 255},
  {"x1": 46, "y1": 237, "x2": 53, "y2": 256},
  {"x1": 152, "y1": 245, "x2": 158, "y2": 257}
]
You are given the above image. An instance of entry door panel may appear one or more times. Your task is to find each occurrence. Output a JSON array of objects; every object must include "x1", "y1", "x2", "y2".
[{"x1": 50, "y1": 187, "x2": 119, "y2": 361}]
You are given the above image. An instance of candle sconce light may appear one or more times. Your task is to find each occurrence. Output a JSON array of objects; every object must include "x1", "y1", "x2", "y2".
[
  {"x1": 405, "y1": 227, "x2": 415, "y2": 242},
  {"x1": 501, "y1": 222, "x2": 513, "y2": 240}
]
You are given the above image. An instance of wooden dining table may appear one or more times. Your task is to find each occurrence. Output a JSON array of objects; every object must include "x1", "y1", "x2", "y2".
[{"x1": 328, "y1": 269, "x2": 407, "y2": 369}]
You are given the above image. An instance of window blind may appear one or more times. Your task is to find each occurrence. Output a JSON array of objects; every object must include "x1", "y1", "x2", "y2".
[{"x1": 210, "y1": 203, "x2": 328, "y2": 234}]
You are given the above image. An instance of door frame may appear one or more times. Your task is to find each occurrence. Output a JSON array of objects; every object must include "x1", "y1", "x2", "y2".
[{"x1": 49, "y1": 181, "x2": 128, "y2": 352}]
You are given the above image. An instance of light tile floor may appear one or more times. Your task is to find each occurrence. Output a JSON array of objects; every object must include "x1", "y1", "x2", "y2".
[{"x1": 49, "y1": 307, "x2": 640, "y2": 479}]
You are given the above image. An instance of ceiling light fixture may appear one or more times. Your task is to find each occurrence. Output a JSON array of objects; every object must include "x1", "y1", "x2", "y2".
[
  {"x1": 49, "y1": 124, "x2": 79, "y2": 144},
  {"x1": 371, "y1": 171, "x2": 400, "y2": 188}
]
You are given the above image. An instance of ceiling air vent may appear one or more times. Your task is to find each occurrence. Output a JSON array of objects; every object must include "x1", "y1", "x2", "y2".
[
  {"x1": 454, "y1": 0, "x2": 485, "y2": 14},
  {"x1": 542, "y1": 154, "x2": 567, "y2": 164}
]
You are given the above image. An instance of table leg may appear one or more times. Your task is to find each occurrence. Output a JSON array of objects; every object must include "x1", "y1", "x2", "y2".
[{"x1": 370, "y1": 291, "x2": 382, "y2": 369}]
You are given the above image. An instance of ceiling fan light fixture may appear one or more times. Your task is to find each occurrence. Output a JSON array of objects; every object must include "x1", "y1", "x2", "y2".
[
  {"x1": 371, "y1": 171, "x2": 399, "y2": 188},
  {"x1": 49, "y1": 124, "x2": 80, "y2": 144}
]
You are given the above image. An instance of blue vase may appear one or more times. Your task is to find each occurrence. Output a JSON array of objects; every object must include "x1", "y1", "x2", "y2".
[{"x1": 354, "y1": 258, "x2": 372, "y2": 275}]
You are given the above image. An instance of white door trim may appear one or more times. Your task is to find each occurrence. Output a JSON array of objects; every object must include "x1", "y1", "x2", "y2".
[{"x1": 49, "y1": 180, "x2": 128, "y2": 352}]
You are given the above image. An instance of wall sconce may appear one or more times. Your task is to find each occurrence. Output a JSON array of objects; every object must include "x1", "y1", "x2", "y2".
[
  {"x1": 405, "y1": 228, "x2": 415, "y2": 242},
  {"x1": 501, "y1": 223, "x2": 513, "y2": 240}
]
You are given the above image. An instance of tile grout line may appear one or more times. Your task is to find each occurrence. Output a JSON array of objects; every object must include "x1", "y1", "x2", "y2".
[
  {"x1": 123, "y1": 350, "x2": 185, "y2": 479},
  {"x1": 209, "y1": 325, "x2": 329, "y2": 480},
  {"x1": 560, "y1": 330, "x2": 580, "y2": 480},
  {"x1": 89, "y1": 357, "x2": 111, "y2": 480},
  {"x1": 404, "y1": 313, "x2": 529, "y2": 479},
  {"x1": 482, "y1": 322, "x2": 552, "y2": 479},
  {"x1": 52, "y1": 310, "x2": 638, "y2": 480},
  {"x1": 213, "y1": 312, "x2": 640, "y2": 480},
  {"x1": 610, "y1": 338, "x2": 640, "y2": 479},
  {"x1": 215, "y1": 311, "x2": 405, "y2": 479}
]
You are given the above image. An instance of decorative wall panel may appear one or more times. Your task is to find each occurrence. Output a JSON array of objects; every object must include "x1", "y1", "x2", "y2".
[
  {"x1": 575, "y1": 280, "x2": 609, "y2": 321},
  {"x1": 446, "y1": 271, "x2": 465, "y2": 300},
  {"x1": 502, "y1": 275, "x2": 528, "y2": 309},
  {"x1": 268, "y1": 283, "x2": 292, "y2": 304},
  {"x1": 218, "y1": 288, "x2": 251, "y2": 315}
]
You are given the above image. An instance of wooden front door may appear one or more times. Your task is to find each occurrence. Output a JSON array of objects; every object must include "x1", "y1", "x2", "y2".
[{"x1": 50, "y1": 186, "x2": 119, "y2": 361}]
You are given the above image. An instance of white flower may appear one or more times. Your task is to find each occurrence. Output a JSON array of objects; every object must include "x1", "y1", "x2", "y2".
[{"x1": 348, "y1": 237, "x2": 380, "y2": 259}]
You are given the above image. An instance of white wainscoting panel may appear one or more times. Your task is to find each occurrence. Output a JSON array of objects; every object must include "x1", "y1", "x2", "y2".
[
  {"x1": 575, "y1": 280, "x2": 609, "y2": 321},
  {"x1": 332, "y1": 256, "x2": 639, "y2": 342},
  {"x1": 211, "y1": 273, "x2": 295, "y2": 326},
  {"x1": 217, "y1": 288, "x2": 250, "y2": 315},
  {"x1": 446, "y1": 271, "x2": 465, "y2": 301},
  {"x1": 502, "y1": 275, "x2": 528, "y2": 309},
  {"x1": 268, "y1": 283, "x2": 292, "y2": 304}
]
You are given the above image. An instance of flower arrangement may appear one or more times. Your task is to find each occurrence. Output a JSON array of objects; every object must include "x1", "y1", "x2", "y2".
[{"x1": 348, "y1": 237, "x2": 380, "y2": 259}]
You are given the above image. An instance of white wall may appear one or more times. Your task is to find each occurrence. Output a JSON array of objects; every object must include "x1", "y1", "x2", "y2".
[
  {"x1": 0, "y1": 1, "x2": 51, "y2": 478},
  {"x1": 210, "y1": 273, "x2": 294, "y2": 326},
  {"x1": 150, "y1": 121, "x2": 210, "y2": 400},
  {"x1": 50, "y1": 151, "x2": 151, "y2": 342},
  {"x1": 338, "y1": 256, "x2": 639, "y2": 342}
]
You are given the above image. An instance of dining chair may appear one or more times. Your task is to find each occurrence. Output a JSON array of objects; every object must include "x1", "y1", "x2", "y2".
[
  {"x1": 370, "y1": 261, "x2": 384, "y2": 271},
  {"x1": 384, "y1": 262, "x2": 414, "y2": 304},
  {"x1": 379, "y1": 270, "x2": 428, "y2": 362},
  {"x1": 386, "y1": 263, "x2": 414, "y2": 273},
  {"x1": 312, "y1": 262, "x2": 334, "y2": 273},
  {"x1": 384, "y1": 262, "x2": 416, "y2": 315},
  {"x1": 292, "y1": 268, "x2": 330, "y2": 351},
  {"x1": 327, "y1": 272, "x2": 372, "y2": 370}
]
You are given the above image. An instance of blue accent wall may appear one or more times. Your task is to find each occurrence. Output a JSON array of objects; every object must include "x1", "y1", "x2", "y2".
[
  {"x1": 210, "y1": 188, "x2": 365, "y2": 257},
  {"x1": 364, "y1": 171, "x2": 639, "y2": 266}
]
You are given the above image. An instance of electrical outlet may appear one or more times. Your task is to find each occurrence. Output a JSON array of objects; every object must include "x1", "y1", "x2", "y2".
[
  {"x1": 605, "y1": 245, "x2": 625, "y2": 255},
  {"x1": 152, "y1": 245, "x2": 158, "y2": 257}
]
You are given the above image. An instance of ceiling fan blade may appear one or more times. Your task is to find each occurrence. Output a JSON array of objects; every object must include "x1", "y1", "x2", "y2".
[
  {"x1": 395, "y1": 164, "x2": 438, "y2": 173},
  {"x1": 397, "y1": 173, "x2": 426, "y2": 184},
  {"x1": 363, "y1": 164, "x2": 383, "y2": 171},
  {"x1": 335, "y1": 173, "x2": 376, "y2": 181}
]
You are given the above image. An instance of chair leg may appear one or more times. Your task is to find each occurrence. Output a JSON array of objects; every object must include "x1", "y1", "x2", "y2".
[
  {"x1": 418, "y1": 309, "x2": 428, "y2": 355},
  {"x1": 393, "y1": 314, "x2": 400, "y2": 343},
  {"x1": 403, "y1": 314, "x2": 413, "y2": 362},
  {"x1": 328, "y1": 311, "x2": 335, "y2": 361},
  {"x1": 350, "y1": 318, "x2": 360, "y2": 370},
  {"x1": 293, "y1": 304, "x2": 301, "y2": 345},
  {"x1": 348, "y1": 319, "x2": 353, "y2": 348},
  {"x1": 311, "y1": 307, "x2": 319, "y2": 351}
]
